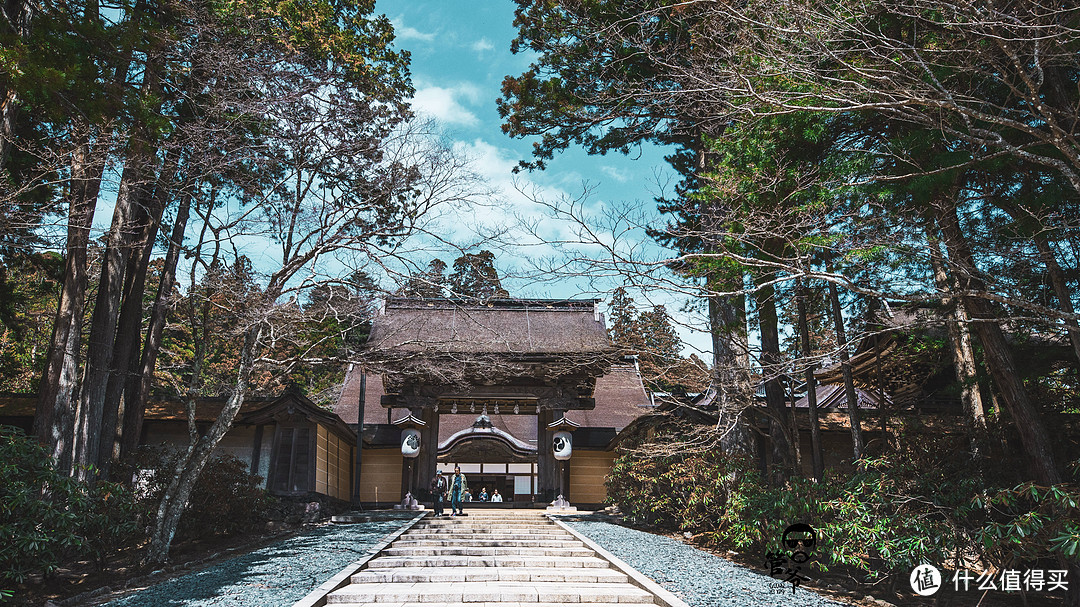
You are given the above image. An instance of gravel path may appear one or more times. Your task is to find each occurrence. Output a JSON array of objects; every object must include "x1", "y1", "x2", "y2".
[
  {"x1": 102, "y1": 515, "x2": 415, "y2": 607},
  {"x1": 562, "y1": 518, "x2": 846, "y2": 607}
]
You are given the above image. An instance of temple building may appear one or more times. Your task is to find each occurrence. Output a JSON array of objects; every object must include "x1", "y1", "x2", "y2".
[
  {"x1": 337, "y1": 297, "x2": 655, "y2": 508},
  {"x1": 0, "y1": 297, "x2": 655, "y2": 508}
]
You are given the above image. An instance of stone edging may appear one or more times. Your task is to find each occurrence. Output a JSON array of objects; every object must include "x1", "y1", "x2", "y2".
[
  {"x1": 291, "y1": 512, "x2": 427, "y2": 607},
  {"x1": 546, "y1": 514, "x2": 692, "y2": 607}
]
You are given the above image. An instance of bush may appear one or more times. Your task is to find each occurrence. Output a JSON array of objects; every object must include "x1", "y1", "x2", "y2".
[
  {"x1": 0, "y1": 426, "x2": 140, "y2": 599},
  {"x1": 118, "y1": 445, "x2": 275, "y2": 541},
  {"x1": 605, "y1": 424, "x2": 1080, "y2": 586}
]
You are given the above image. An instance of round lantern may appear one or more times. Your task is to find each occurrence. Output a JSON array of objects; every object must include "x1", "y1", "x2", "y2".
[
  {"x1": 401, "y1": 428, "x2": 421, "y2": 458},
  {"x1": 552, "y1": 431, "x2": 572, "y2": 460}
]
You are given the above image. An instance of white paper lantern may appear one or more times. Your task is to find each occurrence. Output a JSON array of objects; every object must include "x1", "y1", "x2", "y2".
[
  {"x1": 401, "y1": 428, "x2": 421, "y2": 458},
  {"x1": 552, "y1": 431, "x2": 572, "y2": 460}
]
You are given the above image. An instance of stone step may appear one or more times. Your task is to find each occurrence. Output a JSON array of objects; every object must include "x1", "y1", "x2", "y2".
[
  {"x1": 402, "y1": 532, "x2": 574, "y2": 541},
  {"x1": 382, "y1": 546, "x2": 595, "y2": 557},
  {"x1": 393, "y1": 539, "x2": 584, "y2": 548},
  {"x1": 351, "y1": 566, "x2": 629, "y2": 584},
  {"x1": 364, "y1": 555, "x2": 611, "y2": 568},
  {"x1": 412, "y1": 526, "x2": 566, "y2": 534},
  {"x1": 330, "y1": 603, "x2": 637, "y2": 607},
  {"x1": 325, "y1": 581, "x2": 656, "y2": 604},
  {"x1": 416, "y1": 520, "x2": 557, "y2": 524}
]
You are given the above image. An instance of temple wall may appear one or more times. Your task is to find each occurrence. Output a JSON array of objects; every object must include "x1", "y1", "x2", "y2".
[
  {"x1": 316, "y1": 424, "x2": 353, "y2": 501},
  {"x1": 357, "y1": 447, "x2": 402, "y2": 504},
  {"x1": 569, "y1": 449, "x2": 616, "y2": 504}
]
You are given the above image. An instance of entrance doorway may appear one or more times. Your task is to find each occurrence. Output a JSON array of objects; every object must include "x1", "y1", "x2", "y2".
[{"x1": 438, "y1": 461, "x2": 537, "y2": 503}]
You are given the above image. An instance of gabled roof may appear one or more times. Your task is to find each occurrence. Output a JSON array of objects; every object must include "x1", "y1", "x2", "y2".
[
  {"x1": 365, "y1": 298, "x2": 612, "y2": 356},
  {"x1": 335, "y1": 363, "x2": 654, "y2": 448}
]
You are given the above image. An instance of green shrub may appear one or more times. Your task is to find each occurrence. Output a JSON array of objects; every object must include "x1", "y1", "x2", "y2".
[
  {"x1": 117, "y1": 446, "x2": 274, "y2": 541},
  {"x1": 605, "y1": 424, "x2": 1079, "y2": 585},
  {"x1": 0, "y1": 426, "x2": 140, "y2": 599}
]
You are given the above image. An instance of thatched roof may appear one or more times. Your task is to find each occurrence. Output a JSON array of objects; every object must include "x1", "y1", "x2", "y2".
[
  {"x1": 335, "y1": 363, "x2": 654, "y2": 448},
  {"x1": 365, "y1": 298, "x2": 612, "y2": 356}
]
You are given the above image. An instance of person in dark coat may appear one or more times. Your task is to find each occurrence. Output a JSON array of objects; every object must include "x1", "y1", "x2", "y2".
[{"x1": 430, "y1": 471, "x2": 448, "y2": 516}]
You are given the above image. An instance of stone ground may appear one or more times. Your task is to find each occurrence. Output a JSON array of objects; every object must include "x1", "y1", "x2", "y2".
[
  {"x1": 96, "y1": 517, "x2": 411, "y2": 607},
  {"x1": 87, "y1": 511, "x2": 866, "y2": 607}
]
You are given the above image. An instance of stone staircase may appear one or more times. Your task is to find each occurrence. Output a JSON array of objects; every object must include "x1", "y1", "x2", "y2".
[{"x1": 325, "y1": 511, "x2": 662, "y2": 606}]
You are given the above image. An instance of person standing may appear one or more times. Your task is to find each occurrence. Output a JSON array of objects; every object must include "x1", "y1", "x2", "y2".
[
  {"x1": 450, "y1": 465, "x2": 468, "y2": 516},
  {"x1": 491, "y1": 489, "x2": 503, "y2": 503},
  {"x1": 430, "y1": 471, "x2": 448, "y2": 516},
  {"x1": 478, "y1": 487, "x2": 489, "y2": 502}
]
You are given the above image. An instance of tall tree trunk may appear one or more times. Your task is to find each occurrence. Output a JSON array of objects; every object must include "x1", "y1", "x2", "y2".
[
  {"x1": 935, "y1": 201, "x2": 1061, "y2": 485},
  {"x1": 787, "y1": 374, "x2": 802, "y2": 473},
  {"x1": 993, "y1": 200, "x2": 1080, "y2": 366},
  {"x1": 145, "y1": 321, "x2": 262, "y2": 564},
  {"x1": 33, "y1": 132, "x2": 106, "y2": 470},
  {"x1": 927, "y1": 233, "x2": 986, "y2": 437},
  {"x1": 1033, "y1": 236, "x2": 1080, "y2": 366},
  {"x1": 73, "y1": 53, "x2": 165, "y2": 478},
  {"x1": 754, "y1": 270, "x2": 793, "y2": 484},
  {"x1": 710, "y1": 279, "x2": 754, "y2": 456},
  {"x1": 0, "y1": 0, "x2": 34, "y2": 168},
  {"x1": 72, "y1": 140, "x2": 152, "y2": 479},
  {"x1": 101, "y1": 148, "x2": 177, "y2": 471},
  {"x1": 825, "y1": 261, "x2": 864, "y2": 460},
  {"x1": 796, "y1": 278, "x2": 824, "y2": 480},
  {"x1": 120, "y1": 188, "x2": 191, "y2": 460}
]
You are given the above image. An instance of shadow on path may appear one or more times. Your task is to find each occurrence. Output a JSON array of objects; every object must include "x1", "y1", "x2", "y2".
[{"x1": 103, "y1": 514, "x2": 414, "y2": 607}]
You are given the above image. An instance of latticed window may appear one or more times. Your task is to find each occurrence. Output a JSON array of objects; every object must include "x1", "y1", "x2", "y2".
[{"x1": 271, "y1": 425, "x2": 311, "y2": 493}]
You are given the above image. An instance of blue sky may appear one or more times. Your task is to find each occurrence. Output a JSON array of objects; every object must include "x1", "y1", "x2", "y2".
[{"x1": 377, "y1": 0, "x2": 714, "y2": 359}]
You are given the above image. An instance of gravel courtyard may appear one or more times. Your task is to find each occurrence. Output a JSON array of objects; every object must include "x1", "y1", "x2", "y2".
[
  {"x1": 562, "y1": 517, "x2": 847, "y2": 607},
  {"x1": 96, "y1": 512, "x2": 846, "y2": 607},
  {"x1": 100, "y1": 515, "x2": 414, "y2": 607}
]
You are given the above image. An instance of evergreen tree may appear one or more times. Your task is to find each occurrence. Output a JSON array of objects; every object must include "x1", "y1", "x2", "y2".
[{"x1": 447, "y1": 251, "x2": 509, "y2": 300}]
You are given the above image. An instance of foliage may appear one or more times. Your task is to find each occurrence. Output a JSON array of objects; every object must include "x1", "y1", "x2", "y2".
[
  {"x1": 0, "y1": 252, "x2": 62, "y2": 392},
  {"x1": 447, "y1": 251, "x2": 509, "y2": 300},
  {"x1": 607, "y1": 424, "x2": 1080, "y2": 583},
  {"x1": 116, "y1": 446, "x2": 275, "y2": 541},
  {"x1": 607, "y1": 287, "x2": 707, "y2": 394},
  {"x1": 0, "y1": 427, "x2": 140, "y2": 597}
]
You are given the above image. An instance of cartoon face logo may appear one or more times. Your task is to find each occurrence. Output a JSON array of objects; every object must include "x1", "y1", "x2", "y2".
[{"x1": 782, "y1": 523, "x2": 816, "y2": 563}]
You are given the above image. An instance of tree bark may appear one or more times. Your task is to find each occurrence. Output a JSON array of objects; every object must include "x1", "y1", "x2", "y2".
[
  {"x1": 935, "y1": 201, "x2": 1061, "y2": 484},
  {"x1": 0, "y1": 0, "x2": 34, "y2": 168},
  {"x1": 33, "y1": 132, "x2": 106, "y2": 470},
  {"x1": 709, "y1": 280, "x2": 755, "y2": 456},
  {"x1": 1032, "y1": 236, "x2": 1080, "y2": 366},
  {"x1": 72, "y1": 139, "x2": 152, "y2": 479},
  {"x1": 753, "y1": 271, "x2": 793, "y2": 483},
  {"x1": 927, "y1": 233, "x2": 986, "y2": 437},
  {"x1": 796, "y1": 278, "x2": 824, "y2": 480},
  {"x1": 120, "y1": 186, "x2": 192, "y2": 460},
  {"x1": 145, "y1": 322, "x2": 263, "y2": 563},
  {"x1": 73, "y1": 54, "x2": 165, "y2": 478},
  {"x1": 100, "y1": 148, "x2": 177, "y2": 471},
  {"x1": 825, "y1": 261, "x2": 864, "y2": 460},
  {"x1": 992, "y1": 199, "x2": 1080, "y2": 366}
]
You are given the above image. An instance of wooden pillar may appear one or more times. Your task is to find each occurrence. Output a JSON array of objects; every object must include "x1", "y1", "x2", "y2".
[
  {"x1": 560, "y1": 460, "x2": 570, "y2": 499},
  {"x1": 418, "y1": 406, "x2": 439, "y2": 497},
  {"x1": 536, "y1": 408, "x2": 555, "y2": 502},
  {"x1": 352, "y1": 371, "x2": 366, "y2": 505}
]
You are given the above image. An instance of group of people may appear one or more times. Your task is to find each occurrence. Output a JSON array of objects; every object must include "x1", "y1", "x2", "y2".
[{"x1": 429, "y1": 467, "x2": 503, "y2": 516}]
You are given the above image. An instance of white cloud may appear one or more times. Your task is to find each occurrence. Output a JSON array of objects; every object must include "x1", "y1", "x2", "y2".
[
  {"x1": 391, "y1": 16, "x2": 436, "y2": 42},
  {"x1": 471, "y1": 38, "x2": 495, "y2": 53},
  {"x1": 411, "y1": 84, "x2": 482, "y2": 126},
  {"x1": 600, "y1": 165, "x2": 631, "y2": 183}
]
